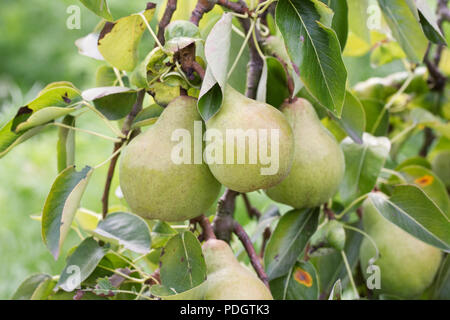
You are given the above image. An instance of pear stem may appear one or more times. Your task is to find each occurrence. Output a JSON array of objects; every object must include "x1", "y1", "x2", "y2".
[
  {"x1": 156, "y1": 0, "x2": 177, "y2": 47},
  {"x1": 192, "y1": 215, "x2": 216, "y2": 240},
  {"x1": 101, "y1": 90, "x2": 145, "y2": 218},
  {"x1": 233, "y1": 221, "x2": 270, "y2": 288}
]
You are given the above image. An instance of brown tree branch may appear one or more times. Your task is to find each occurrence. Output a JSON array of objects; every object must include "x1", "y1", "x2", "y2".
[
  {"x1": 190, "y1": 0, "x2": 216, "y2": 26},
  {"x1": 191, "y1": 215, "x2": 217, "y2": 240},
  {"x1": 101, "y1": 90, "x2": 146, "y2": 218},
  {"x1": 233, "y1": 221, "x2": 269, "y2": 288},
  {"x1": 212, "y1": 189, "x2": 239, "y2": 242},
  {"x1": 242, "y1": 193, "x2": 261, "y2": 219},
  {"x1": 156, "y1": 0, "x2": 178, "y2": 46}
]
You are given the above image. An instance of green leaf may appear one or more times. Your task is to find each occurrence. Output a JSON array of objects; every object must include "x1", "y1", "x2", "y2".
[
  {"x1": 264, "y1": 208, "x2": 320, "y2": 280},
  {"x1": 57, "y1": 115, "x2": 76, "y2": 173},
  {"x1": 339, "y1": 133, "x2": 391, "y2": 204},
  {"x1": 266, "y1": 56, "x2": 291, "y2": 108},
  {"x1": 11, "y1": 274, "x2": 52, "y2": 300},
  {"x1": 96, "y1": 65, "x2": 117, "y2": 87},
  {"x1": 151, "y1": 221, "x2": 177, "y2": 249},
  {"x1": 160, "y1": 231, "x2": 207, "y2": 294},
  {"x1": 376, "y1": 0, "x2": 428, "y2": 63},
  {"x1": 394, "y1": 165, "x2": 450, "y2": 215},
  {"x1": 11, "y1": 84, "x2": 81, "y2": 133},
  {"x1": 0, "y1": 123, "x2": 44, "y2": 159},
  {"x1": 311, "y1": 221, "x2": 363, "y2": 295},
  {"x1": 416, "y1": 0, "x2": 446, "y2": 45},
  {"x1": 321, "y1": 0, "x2": 349, "y2": 50},
  {"x1": 98, "y1": 4, "x2": 156, "y2": 71},
  {"x1": 31, "y1": 278, "x2": 57, "y2": 300},
  {"x1": 328, "y1": 279, "x2": 342, "y2": 300},
  {"x1": 131, "y1": 104, "x2": 164, "y2": 129},
  {"x1": 270, "y1": 261, "x2": 319, "y2": 300},
  {"x1": 333, "y1": 91, "x2": 366, "y2": 143},
  {"x1": 164, "y1": 20, "x2": 201, "y2": 53},
  {"x1": 198, "y1": 13, "x2": 232, "y2": 121},
  {"x1": 82, "y1": 87, "x2": 137, "y2": 120},
  {"x1": 79, "y1": 0, "x2": 113, "y2": 21},
  {"x1": 42, "y1": 165, "x2": 93, "y2": 259},
  {"x1": 276, "y1": 0, "x2": 347, "y2": 116},
  {"x1": 150, "y1": 282, "x2": 207, "y2": 300},
  {"x1": 431, "y1": 255, "x2": 450, "y2": 300},
  {"x1": 93, "y1": 212, "x2": 151, "y2": 254},
  {"x1": 369, "y1": 185, "x2": 450, "y2": 252},
  {"x1": 361, "y1": 99, "x2": 390, "y2": 136},
  {"x1": 56, "y1": 237, "x2": 108, "y2": 292}
]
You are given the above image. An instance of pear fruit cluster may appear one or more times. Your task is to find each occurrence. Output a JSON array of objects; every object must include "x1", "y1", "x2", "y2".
[
  {"x1": 119, "y1": 96, "x2": 221, "y2": 222},
  {"x1": 359, "y1": 195, "x2": 442, "y2": 298},
  {"x1": 202, "y1": 239, "x2": 273, "y2": 300}
]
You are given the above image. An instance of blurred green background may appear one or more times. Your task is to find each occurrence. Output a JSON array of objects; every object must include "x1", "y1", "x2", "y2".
[{"x1": 0, "y1": 0, "x2": 404, "y2": 299}]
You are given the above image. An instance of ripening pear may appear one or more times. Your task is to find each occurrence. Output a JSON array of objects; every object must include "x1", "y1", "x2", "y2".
[
  {"x1": 202, "y1": 239, "x2": 273, "y2": 300},
  {"x1": 119, "y1": 96, "x2": 221, "y2": 222},
  {"x1": 359, "y1": 194, "x2": 442, "y2": 298},
  {"x1": 205, "y1": 86, "x2": 294, "y2": 193},
  {"x1": 265, "y1": 98, "x2": 345, "y2": 208}
]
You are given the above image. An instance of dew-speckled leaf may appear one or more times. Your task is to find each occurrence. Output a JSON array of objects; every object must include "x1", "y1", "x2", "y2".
[
  {"x1": 264, "y1": 208, "x2": 320, "y2": 280},
  {"x1": 369, "y1": 186, "x2": 450, "y2": 252},
  {"x1": 93, "y1": 211, "x2": 151, "y2": 254},
  {"x1": 339, "y1": 133, "x2": 391, "y2": 204},
  {"x1": 160, "y1": 231, "x2": 207, "y2": 294},
  {"x1": 42, "y1": 166, "x2": 93, "y2": 259},
  {"x1": 198, "y1": 13, "x2": 232, "y2": 121},
  {"x1": 11, "y1": 274, "x2": 52, "y2": 300},
  {"x1": 57, "y1": 237, "x2": 108, "y2": 292},
  {"x1": 276, "y1": 0, "x2": 347, "y2": 116},
  {"x1": 79, "y1": 0, "x2": 113, "y2": 21},
  {"x1": 270, "y1": 261, "x2": 319, "y2": 300},
  {"x1": 376, "y1": 0, "x2": 428, "y2": 63},
  {"x1": 82, "y1": 86, "x2": 137, "y2": 120},
  {"x1": 98, "y1": 4, "x2": 156, "y2": 71},
  {"x1": 57, "y1": 115, "x2": 76, "y2": 173}
]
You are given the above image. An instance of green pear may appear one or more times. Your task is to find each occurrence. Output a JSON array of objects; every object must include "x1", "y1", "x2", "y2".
[
  {"x1": 205, "y1": 86, "x2": 294, "y2": 193},
  {"x1": 119, "y1": 96, "x2": 221, "y2": 221},
  {"x1": 431, "y1": 151, "x2": 450, "y2": 189},
  {"x1": 265, "y1": 98, "x2": 345, "y2": 208},
  {"x1": 202, "y1": 239, "x2": 273, "y2": 300},
  {"x1": 359, "y1": 195, "x2": 442, "y2": 298}
]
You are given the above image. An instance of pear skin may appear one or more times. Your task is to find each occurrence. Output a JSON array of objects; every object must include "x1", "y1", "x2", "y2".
[
  {"x1": 205, "y1": 86, "x2": 294, "y2": 193},
  {"x1": 119, "y1": 96, "x2": 221, "y2": 221},
  {"x1": 202, "y1": 239, "x2": 273, "y2": 300},
  {"x1": 359, "y1": 195, "x2": 442, "y2": 298},
  {"x1": 265, "y1": 98, "x2": 345, "y2": 208}
]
